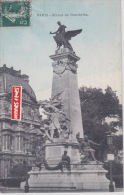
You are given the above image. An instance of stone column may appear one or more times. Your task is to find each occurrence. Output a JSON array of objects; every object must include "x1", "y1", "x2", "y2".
[{"x1": 50, "y1": 48, "x2": 84, "y2": 141}]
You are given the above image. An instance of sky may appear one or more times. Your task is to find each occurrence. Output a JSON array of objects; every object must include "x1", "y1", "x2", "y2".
[{"x1": 0, "y1": 0, "x2": 122, "y2": 102}]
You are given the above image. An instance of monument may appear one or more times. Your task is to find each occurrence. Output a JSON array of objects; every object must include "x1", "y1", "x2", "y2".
[{"x1": 21, "y1": 22, "x2": 109, "y2": 191}]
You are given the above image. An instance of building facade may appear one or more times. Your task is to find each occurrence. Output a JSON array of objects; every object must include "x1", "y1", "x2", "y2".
[{"x1": 0, "y1": 64, "x2": 41, "y2": 179}]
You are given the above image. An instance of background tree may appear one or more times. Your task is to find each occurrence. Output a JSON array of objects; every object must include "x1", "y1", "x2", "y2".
[
  {"x1": 79, "y1": 86, "x2": 123, "y2": 161},
  {"x1": 10, "y1": 161, "x2": 31, "y2": 179},
  {"x1": 6, "y1": 161, "x2": 32, "y2": 187},
  {"x1": 103, "y1": 160, "x2": 123, "y2": 188}
]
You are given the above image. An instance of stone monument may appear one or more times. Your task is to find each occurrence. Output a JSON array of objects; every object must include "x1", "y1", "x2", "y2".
[
  {"x1": 44, "y1": 47, "x2": 84, "y2": 164},
  {"x1": 21, "y1": 22, "x2": 109, "y2": 191}
]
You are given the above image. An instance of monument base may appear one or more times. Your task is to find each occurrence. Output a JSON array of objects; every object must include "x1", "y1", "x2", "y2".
[
  {"x1": 21, "y1": 164, "x2": 110, "y2": 192},
  {"x1": 45, "y1": 141, "x2": 80, "y2": 164}
]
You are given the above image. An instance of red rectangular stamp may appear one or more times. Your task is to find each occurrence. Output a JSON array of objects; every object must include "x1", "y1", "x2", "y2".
[{"x1": 11, "y1": 86, "x2": 22, "y2": 120}]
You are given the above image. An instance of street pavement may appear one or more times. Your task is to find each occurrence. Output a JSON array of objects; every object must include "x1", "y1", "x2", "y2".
[{"x1": 0, "y1": 187, "x2": 123, "y2": 193}]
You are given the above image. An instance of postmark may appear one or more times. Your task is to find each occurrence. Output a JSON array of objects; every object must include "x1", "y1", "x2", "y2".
[{"x1": 0, "y1": 0, "x2": 31, "y2": 27}]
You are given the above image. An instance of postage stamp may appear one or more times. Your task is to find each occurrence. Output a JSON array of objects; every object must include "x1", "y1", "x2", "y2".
[{"x1": 0, "y1": 0, "x2": 31, "y2": 27}]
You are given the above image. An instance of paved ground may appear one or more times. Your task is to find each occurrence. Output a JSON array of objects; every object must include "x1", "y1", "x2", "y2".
[
  {"x1": 0, "y1": 187, "x2": 123, "y2": 193},
  {"x1": 115, "y1": 188, "x2": 124, "y2": 192},
  {"x1": 0, "y1": 187, "x2": 24, "y2": 193}
]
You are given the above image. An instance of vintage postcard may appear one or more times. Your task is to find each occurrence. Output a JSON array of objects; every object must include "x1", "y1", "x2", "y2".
[{"x1": 0, "y1": 0, "x2": 123, "y2": 193}]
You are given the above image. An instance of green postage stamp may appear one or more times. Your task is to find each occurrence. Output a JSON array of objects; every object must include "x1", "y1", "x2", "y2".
[{"x1": 0, "y1": 0, "x2": 31, "y2": 27}]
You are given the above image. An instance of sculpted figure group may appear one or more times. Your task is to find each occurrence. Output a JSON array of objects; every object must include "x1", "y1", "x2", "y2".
[{"x1": 39, "y1": 92, "x2": 70, "y2": 142}]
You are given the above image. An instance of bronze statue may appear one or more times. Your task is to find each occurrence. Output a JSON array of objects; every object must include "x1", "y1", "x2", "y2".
[
  {"x1": 50, "y1": 21, "x2": 82, "y2": 51},
  {"x1": 61, "y1": 150, "x2": 71, "y2": 172},
  {"x1": 83, "y1": 135, "x2": 100, "y2": 162},
  {"x1": 76, "y1": 133, "x2": 100, "y2": 163}
]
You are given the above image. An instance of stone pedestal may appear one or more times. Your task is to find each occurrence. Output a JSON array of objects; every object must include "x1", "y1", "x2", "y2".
[
  {"x1": 50, "y1": 48, "x2": 84, "y2": 140},
  {"x1": 45, "y1": 142, "x2": 80, "y2": 164},
  {"x1": 21, "y1": 164, "x2": 110, "y2": 192}
]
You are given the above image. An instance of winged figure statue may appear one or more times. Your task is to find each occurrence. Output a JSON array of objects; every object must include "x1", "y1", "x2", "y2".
[
  {"x1": 39, "y1": 91, "x2": 70, "y2": 140},
  {"x1": 50, "y1": 21, "x2": 82, "y2": 51}
]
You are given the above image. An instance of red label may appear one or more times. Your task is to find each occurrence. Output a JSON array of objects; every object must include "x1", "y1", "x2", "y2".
[{"x1": 11, "y1": 86, "x2": 22, "y2": 120}]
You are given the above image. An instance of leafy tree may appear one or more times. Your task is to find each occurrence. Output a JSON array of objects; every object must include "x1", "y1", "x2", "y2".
[
  {"x1": 79, "y1": 86, "x2": 123, "y2": 161},
  {"x1": 10, "y1": 161, "x2": 31, "y2": 180},
  {"x1": 103, "y1": 161, "x2": 123, "y2": 188},
  {"x1": 114, "y1": 135, "x2": 123, "y2": 151}
]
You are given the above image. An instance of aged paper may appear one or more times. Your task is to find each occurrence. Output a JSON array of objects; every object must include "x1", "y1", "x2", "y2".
[{"x1": 0, "y1": 0, "x2": 123, "y2": 193}]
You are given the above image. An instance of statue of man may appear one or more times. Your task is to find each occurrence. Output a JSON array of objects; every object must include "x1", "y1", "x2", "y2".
[
  {"x1": 83, "y1": 135, "x2": 98, "y2": 161},
  {"x1": 50, "y1": 21, "x2": 67, "y2": 49},
  {"x1": 50, "y1": 21, "x2": 82, "y2": 51},
  {"x1": 50, "y1": 21, "x2": 66, "y2": 35},
  {"x1": 43, "y1": 109, "x2": 62, "y2": 135},
  {"x1": 76, "y1": 133, "x2": 100, "y2": 162},
  {"x1": 61, "y1": 151, "x2": 71, "y2": 171}
]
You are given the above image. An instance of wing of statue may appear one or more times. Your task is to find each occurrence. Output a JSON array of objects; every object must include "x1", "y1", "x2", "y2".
[
  {"x1": 65, "y1": 29, "x2": 82, "y2": 41},
  {"x1": 39, "y1": 100, "x2": 50, "y2": 105}
]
